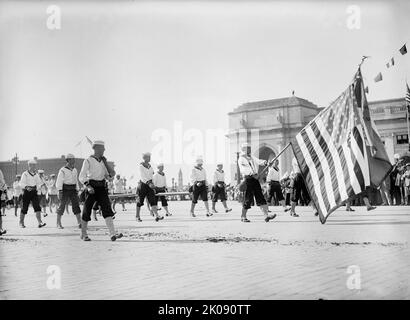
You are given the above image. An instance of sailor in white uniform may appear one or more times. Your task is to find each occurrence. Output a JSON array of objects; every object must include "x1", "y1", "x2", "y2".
[
  {"x1": 79, "y1": 140, "x2": 123, "y2": 241},
  {"x1": 211, "y1": 163, "x2": 232, "y2": 213},
  {"x1": 19, "y1": 159, "x2": 47, "y2": 228}
]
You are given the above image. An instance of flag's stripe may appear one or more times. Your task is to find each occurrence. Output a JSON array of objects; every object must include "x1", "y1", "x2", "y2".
[
  {"x1": 295, "y1": 133, "x2": 328, "y2": 216},
  {"x1": 351, "y1": 126, "x2": 370, "y2": 186},
  {"x1": 336, "y1": 145, "x2": 356, "y2": 198},
  {"x1": 315, "y1": 118, "x2": 349, "y2": 202},
  {"x1": 307, "y1": 122, "x2": 338, "y2": 208},
  {"x1": 341, "y1": 142, "x2": 362, "y2": 194},
  {"x1": 300, "y1": 126, "x2": 330, "y2": 215}
]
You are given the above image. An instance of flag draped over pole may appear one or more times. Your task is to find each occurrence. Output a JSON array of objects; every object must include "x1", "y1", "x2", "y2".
[{"x1": 291, "y1": 68, "x2": 392, "y2": 223}]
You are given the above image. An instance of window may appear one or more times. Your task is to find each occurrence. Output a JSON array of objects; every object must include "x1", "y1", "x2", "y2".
[{"x1": 396, "y1": 134, "x2": 409, "y2": 145}]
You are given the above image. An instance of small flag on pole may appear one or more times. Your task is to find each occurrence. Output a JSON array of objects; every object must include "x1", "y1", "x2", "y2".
[
  {"x1": 400, "y1": 44, "x2": 407, "y2": 55},
  {"x1": 386, "y1": 57, "x2": 395, "y2": 68},
  {"x1": 74, "y1": 140, "x2": 82, "y2": 148},
  {"x1": 374, "y1": 72, "x2": 383, "y2": 82}
]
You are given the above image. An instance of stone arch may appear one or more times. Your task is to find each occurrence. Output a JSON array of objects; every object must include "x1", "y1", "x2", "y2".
[{"x1": 254, "y1": 144, "x2": 277, "y2": 181}]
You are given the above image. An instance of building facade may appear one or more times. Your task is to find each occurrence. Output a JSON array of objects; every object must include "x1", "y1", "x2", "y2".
[
  {"x1": 368, "y1": 97, "x2": 409, "y2": 162},
  {"x1": 227, "y1": 95, "x2": 322, "y2": 182},
  {"x1": 0, "y1": 156, "x2": 115, "y2": 186},
  {"x1": 227, "y1": 96, "x2": 409, "y2": 183}
]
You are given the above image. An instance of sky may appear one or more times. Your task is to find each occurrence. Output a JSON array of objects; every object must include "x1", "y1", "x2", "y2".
[{"x1": 0, "y1": 0, "x2": 409, "y2": 186}]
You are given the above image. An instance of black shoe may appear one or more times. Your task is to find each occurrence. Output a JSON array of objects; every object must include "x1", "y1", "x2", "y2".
[
  {"x1": 110, "y1": 235, "x2": 117, "y2": 241},
  {"x1": 0, "y1": 229, "x2": 6, "y2": 236},
  {"x1": 115, "y1": 233, "x2": 123, "y2": 239},
  {"x1": 367, "y1": 206, "x2": 376, "y2": 211},
  {"x1": 136, "y1": 217, "x2": 142, "y2": 222},
  {"x1": 57, "y1": 225, "x2": 64, "y2": 229},
  {"x1": 241, "y1": 218, "x2": 251, "y2": 223},
  {"x1": 314, "y1": 211, "x2": 319, "y2": 217},
  {"x1": 284, "y1": 207, "x2": 291, "y2": 212},
  {"x1": 225, "y1": 208, "x2": 232, "y2": 213},
  {"x1": 290, "y1": 213, "x2": 299, "y2": 217},
  {"x1": 265, "y1": 214, "x2": 277, "y2": 222},
  {"x1": 155, "y1": 216, "x2": 164, "y2": 222},
  {"x1": 43, "y1": 213, "x2": 48, "y2": 217},
  {"x1": 346, "y1": 208, "x2": 355, "y2": 212},
  {"x1": 190, "y1": 212, "x2": 196, "y2": 217},
  {"x1": 81, "y1": 235, "x2": 91, "y2": 241},
  {"x1": 38, "y1": 222, "x2": 46, "y2": 228}
]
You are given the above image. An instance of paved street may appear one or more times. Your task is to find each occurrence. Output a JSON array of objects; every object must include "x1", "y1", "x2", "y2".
[{"x1": 0, "y1": 201, "x2": 409, "y2": 300}]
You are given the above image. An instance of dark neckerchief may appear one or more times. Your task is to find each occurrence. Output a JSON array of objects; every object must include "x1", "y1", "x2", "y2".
[
  {"x1": 157, "y1": 171, "x2": 165, "y2": 176},
  {"x1": 217, "y1": 169, "x2": 224, "y2": 173},
  {"x1": 28, "y1": 170, "x2": 36, "y2": 177},
  {"x1": 195, "y1": 166, "x2": 203, "y2": 171},
  {"x1": 64, "y1": 166, "x2": 73, "y2": 171},
  {"x1": 141, "y1": 162, "x2": 151, "y2": 169},
  {"x1": 91, "y1": 155, "x2": 102, "y2": 162}
]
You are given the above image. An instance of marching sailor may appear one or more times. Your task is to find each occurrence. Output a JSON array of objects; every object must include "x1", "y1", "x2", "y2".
[
  {"x1": 79, "y1": 140, "x2": 123, "y2": 241},
  {"x1": 289, "y1": 158, "x2": 318, "y2": 217},
  {"x1": 153, "y1": 163, "x2": 172, "y2": 216},
  {"x1": 37, "y1": 170, "x2": 48, "y2": 217},
  {"x1": 237, "y1": 143, "x2": 276, "y2": 223},
  {"x1": 12, "y1": 175, "x2": 23, "y2": 217},
  {"x1": 0, "y1": 169, "x2": 6, "y2": 235},
  {"x1": 135, "y1": 152, "x2": 164, "y2": 222},
  {"x1": 55, "y1": 153, "x2": 82, "y2": 229},
  {"x1": 46, "y1": 174, "x2": 59, "y2": 214},
  {"x1": 211, "y1": 163, "x2": 232, "y2": 213},
  {"x1": 266, "y1": 159, "x2": 289, "y2": 213},
  {"x1": 19, "y1": 159, "x2": 47, "y2": 228},
  {"x1": 112, "y1": 174, "x2": 126, "y2": 213},
  {"x1": 190, "y1": 156, "x2": 212, "y2": 217}
]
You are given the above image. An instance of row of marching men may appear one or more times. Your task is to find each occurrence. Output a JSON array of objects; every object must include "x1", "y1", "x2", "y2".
[{"x1": 0, "y1": 140, "x2": 299, "y2": 239}]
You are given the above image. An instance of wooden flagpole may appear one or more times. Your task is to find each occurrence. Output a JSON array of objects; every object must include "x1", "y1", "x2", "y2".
[{"x1": 258, "y1": 142, "x2": 292, "y2": 177}]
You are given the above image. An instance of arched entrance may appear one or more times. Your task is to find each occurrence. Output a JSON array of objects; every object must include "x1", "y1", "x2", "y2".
[{"x1": 257, "y1": 146, "x2": 276, "y2": 181}]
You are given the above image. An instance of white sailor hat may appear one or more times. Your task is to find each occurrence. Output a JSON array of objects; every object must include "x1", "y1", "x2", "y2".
[
  {"x1": 142, "y1": 152, "x2": 151, "y2": 157},
  {"x1": 394, "y1": 153, "x2": 400, "y2": 159},
  {"x1": 157, "y1": 163, "x2": 164, "y2": 168},
  {"x1": 196, "y1": 156, "x2": 204, "y2": 164},
  {"x1": 66, "y1": 153, "x2": 75, "y2": 159},
  {"x1": 241, "y1": 142, "x2": 250, "y2": 149},
  {"x1": 92, "y1": 140, "x2": 105, "y2": 147},
  {"x1": 38, "y1": 169, "x2": 44, "y2": 174},
  {"x1": 28, "y1": 159, "x2": 37, "y2": 165}
]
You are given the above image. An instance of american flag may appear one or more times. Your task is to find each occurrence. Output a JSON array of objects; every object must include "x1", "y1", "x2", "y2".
[{"x1": 292, "y1": 70, "x2": 392, "y2": 223}]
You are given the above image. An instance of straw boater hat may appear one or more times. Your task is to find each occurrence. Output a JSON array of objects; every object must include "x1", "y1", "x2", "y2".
[
  {"x1": 196, "y1": 156, "x2": 204, "y2": 165},
  {"x1": 241, "y1": 142, "x2": 250, "y2": 150},
  {"x1": 157, "y1": 163, "x2": 164, "y2": 168},
  {"x1": 28, "y1": 159, "x2": 37, "y2": 165},
  {"x1": 66, "y1": 153, "x2": 75, "y2": 159},
  {"x1": 38, "y1": 170, "x2": 44, "y2": 174},
  {"x1": 92, "y1": 140, "x2": 105, "y2": 148}
]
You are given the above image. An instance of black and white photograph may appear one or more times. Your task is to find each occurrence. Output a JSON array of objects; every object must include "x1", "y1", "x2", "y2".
[{"x1": 0, "y1": 0, "x2": 410, "y2": 305}]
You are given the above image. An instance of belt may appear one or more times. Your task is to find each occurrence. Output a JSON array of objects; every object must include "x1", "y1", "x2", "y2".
[
  {"x1": 88, "y1": 180, "x2": 106, "y2": 187},
  {"x1": 269, "y1": 180, "x2": 280, "y2": 183}
]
